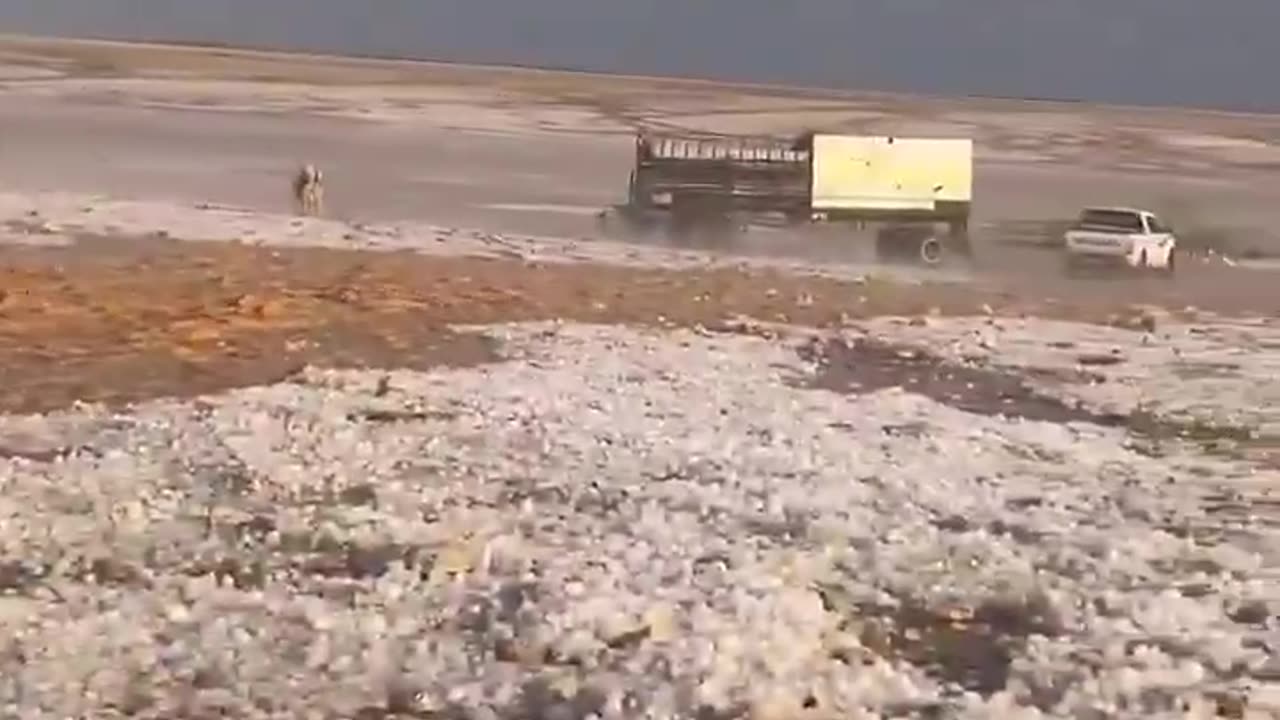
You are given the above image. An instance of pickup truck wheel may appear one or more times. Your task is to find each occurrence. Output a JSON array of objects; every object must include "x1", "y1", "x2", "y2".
[
  {"x1": 1137, "y1": 249, "x2": 1150, "y2": 269},
  {"x1": 1164, "y1": 249, "x2": 1177, "y2": 276}
]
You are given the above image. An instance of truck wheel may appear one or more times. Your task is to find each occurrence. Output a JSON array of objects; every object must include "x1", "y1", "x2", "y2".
[
  {"x1": 1163, "y1": 249, "x2": 1177, "y2": 277},
  {"x1": 1137, "y1": 249, "x2": 1149, "y2": 269},
  {"x1": 784, "y1": 209, "x2": 810, "y2": 225},
  {"x1": 946, "y1": 233, "x2": 973, "y2": 257},
  {"x1": 946, "y1": 221, "x2": 974, "y2": 257},
  {"x1": 873, "y1": 229, "x2": 899, "y2": 261},
  {"x1": 919, "y1": 236, "x2": 944, "y2": 265},
  {"x1": 626, "y1": 171, "x2": 647, "y2": 209}
]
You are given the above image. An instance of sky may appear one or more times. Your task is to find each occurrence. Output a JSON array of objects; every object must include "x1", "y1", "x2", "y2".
[{"x1": 0, "y1": 0, "x2": 1276, "y2": 111}]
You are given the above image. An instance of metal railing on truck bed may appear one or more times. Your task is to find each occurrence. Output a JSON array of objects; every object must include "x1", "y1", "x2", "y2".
[
  {"x1": 629, "y1": 133, "x2": 812, "y2": 214},
  {"x1": 639, "y1": 135, "x2": 810, "y2": 163}
]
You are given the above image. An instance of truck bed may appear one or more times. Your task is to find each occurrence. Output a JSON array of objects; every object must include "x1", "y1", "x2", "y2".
[{"x1": 629, "y1": 134, "x2": 812, "y2": 214}]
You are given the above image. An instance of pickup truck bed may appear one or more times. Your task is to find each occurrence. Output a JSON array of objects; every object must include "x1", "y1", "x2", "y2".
[{"x1": 1063, "y1": 207, "x2": 1177, "y2": 272}]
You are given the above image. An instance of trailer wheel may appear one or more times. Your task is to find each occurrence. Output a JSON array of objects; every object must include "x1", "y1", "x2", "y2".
[
  {"x1": 919, "y1": 236, "x2": 944, "y2": 265},
  {"x1": 875, "y1": 224, "x2": 934, "y2": 263}
]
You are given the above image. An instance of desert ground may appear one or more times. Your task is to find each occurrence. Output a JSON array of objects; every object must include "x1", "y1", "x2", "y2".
[{"x1": 0, "y1": 34, "x2": 1278, "y2": 719}]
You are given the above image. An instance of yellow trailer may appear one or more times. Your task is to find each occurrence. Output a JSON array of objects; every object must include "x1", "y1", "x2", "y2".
[
  {"x1": 810, "y1": 135, "x2": 973, "y2": 214},
  {"x1": 616, "y1": 131, "x2": 975, "y2": 264}
]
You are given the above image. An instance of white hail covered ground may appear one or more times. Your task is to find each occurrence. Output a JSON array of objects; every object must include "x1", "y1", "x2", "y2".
[{"x1": 0, "y1": 320, "x2": 1275, "y2": 719}]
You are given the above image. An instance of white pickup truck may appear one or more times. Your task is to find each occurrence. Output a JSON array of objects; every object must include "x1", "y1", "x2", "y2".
[{"x1": 1063, "y1": 206, "x2": 1177, "y2": 274}]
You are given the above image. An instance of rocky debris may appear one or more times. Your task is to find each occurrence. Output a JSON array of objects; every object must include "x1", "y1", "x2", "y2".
[
  {"x1": 1075, "y1": 351, "x2": 1125, "y2": 367},
  {"x1": 797, "y1": 335, "x2": 1124, "y2": 427},
  {"x1": 1107, "y1": 307, "x2": 1160, "y2": 333},
  {"x1": 852, "y1": 315, "x2": 1280, "y2": 458},
  {"x1": 0, "y1": 321, "x2": 1275, "y2": 719},
  {"x1": 0, "y1": 217, "x2": 73, "y2": 246}
]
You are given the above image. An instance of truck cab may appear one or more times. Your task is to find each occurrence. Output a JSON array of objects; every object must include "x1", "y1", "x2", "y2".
[{"x1": 1063, "y1": 206, "x2": 1177, "y2": 273}]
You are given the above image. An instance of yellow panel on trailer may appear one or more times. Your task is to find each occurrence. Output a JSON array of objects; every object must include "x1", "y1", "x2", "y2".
[{"x1": 809, "y1": 135, "x2": 973, "y2": 212}]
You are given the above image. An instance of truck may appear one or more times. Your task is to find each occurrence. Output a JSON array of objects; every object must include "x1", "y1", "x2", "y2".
[
  {"x1": 1062, "y1": 206, "x2": 1178, "y2": 274},
  {"x1": 605, "y1": 131, "x2": 975, "y2": 265}
]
